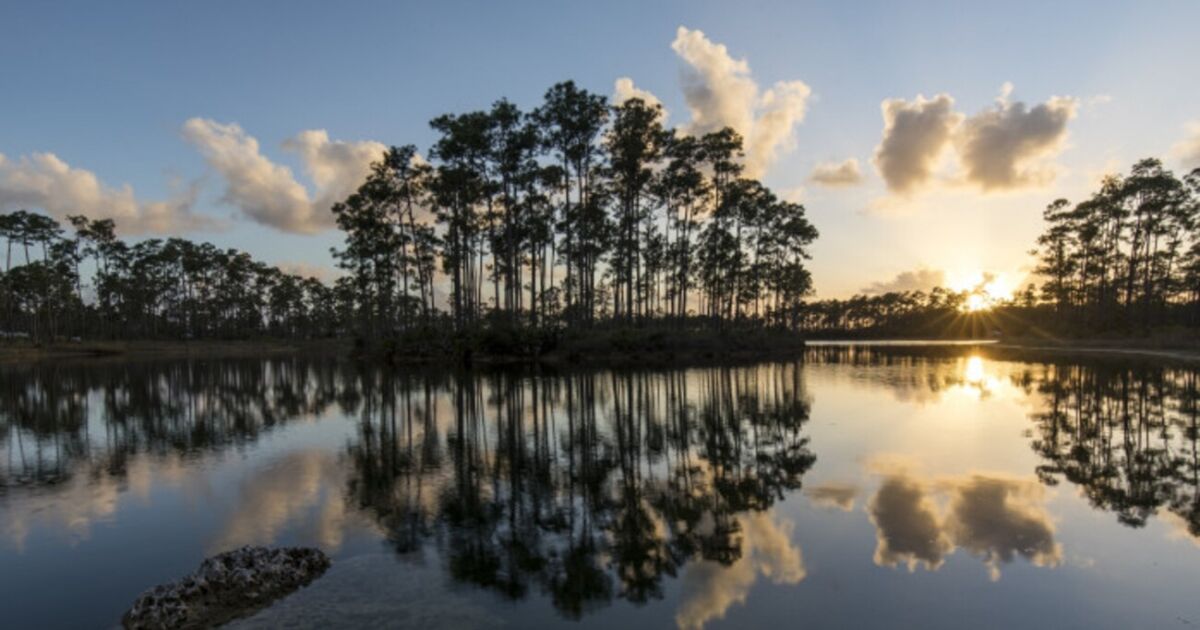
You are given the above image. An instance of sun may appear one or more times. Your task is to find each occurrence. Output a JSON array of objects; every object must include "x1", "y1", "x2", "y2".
[
  {"x1": 964, "y1": 293, "x2": 989, "y2": 312},
  {"x1": 949, "y1": 271, "x2": 1016, "y2": 312}
]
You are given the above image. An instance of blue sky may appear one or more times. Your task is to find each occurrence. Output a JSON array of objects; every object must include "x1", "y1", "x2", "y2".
[{"x1": 2, "y1": 0, "x2": 1199, "y2": 296}]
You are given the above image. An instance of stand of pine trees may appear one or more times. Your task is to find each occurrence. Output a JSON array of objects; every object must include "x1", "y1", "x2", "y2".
[{"x1": 329, "y1": 82, "x2": 820, "y2": 343}]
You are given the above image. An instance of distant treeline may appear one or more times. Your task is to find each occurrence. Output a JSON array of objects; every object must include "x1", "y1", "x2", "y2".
[
  {"x1": 0, "y1": 211, "x2": 339, "y2": 341},
  {"x1": 797, "y1": 288, "x2": 1012, "y2": 338},
  {"x1": 801, "y1": 158, "x2": 1200, "y2": 339}
]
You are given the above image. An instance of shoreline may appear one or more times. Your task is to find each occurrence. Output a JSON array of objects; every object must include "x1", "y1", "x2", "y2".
[
  {"x1": 0, "y1": 339, "x2": 350, "y2": 363},
  {"x1": 989, "y1": 341, "x2": 1200, "y2": 364},
  {"x1": 6, "y1": 335, "x2": 1200, "y2": 366}
]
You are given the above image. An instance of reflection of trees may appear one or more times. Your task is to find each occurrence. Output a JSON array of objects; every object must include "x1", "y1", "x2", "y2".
[
  {"x1": 804, "y1": 346, "x2": 982, "y2": 403},
  {"x1": 1025, "y1": 362, "x2": 1200, "y2": 538},
  {"x1": 346, "y1": 363, "x2": 816, "y2": 620},
  {"x1": 0, "y1": 359, "x2": 343, "y2": 489},
  {"x1": 1, "y1": 358, "x2": 816, "y2": 622}
]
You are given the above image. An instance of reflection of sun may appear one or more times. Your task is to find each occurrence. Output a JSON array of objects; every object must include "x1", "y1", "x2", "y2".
[{"x1": 965, "y1": 356, "x2": 986, "y2": 384}]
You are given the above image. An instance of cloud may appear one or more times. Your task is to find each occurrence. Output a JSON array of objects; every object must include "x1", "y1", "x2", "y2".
[
  {"x1": 806, "y1": 481, "x2": 859, "y2": 511},
  {"x1": 675, "y1": 511, "x2": 805, "y2": 630},
  {"x1": 0, "y1": 152, "x2": 217, "y2": 235},
  {"x1": 1172, "y1": 121, "x2": 1200, "y2": 170},
  {"x1": 182, "y1": 118, "x2": 385, "y2": 234},
  {"x1": 867, "y1": 467, "x2": 1062, "y2": 580},
  {"x1": 873, "y1": 94, "x2": 962, "y2": 194},
  {"x1": 670, "y1": 26, "x2": 811, "y2": 178},
  {"x1": 809, "y1": 158, "x2": 863, "y2": 187},
  {"x1": 862, "y1": 268, "x2": 946, "y2": 294},
  {"x1": 956, "y1": 87, "x2": 1078, "y2": 190},
  {"x1": 282, "y1": 129, "x2": 388, "y2": 211},
  {"x1": 613, "y1": 77, "x2": 668, "y2": 122}
]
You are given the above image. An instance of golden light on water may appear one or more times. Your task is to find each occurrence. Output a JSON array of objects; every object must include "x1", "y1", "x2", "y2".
[{"x1": 964, "y1": 356, "x2": 986, "y2": 384}]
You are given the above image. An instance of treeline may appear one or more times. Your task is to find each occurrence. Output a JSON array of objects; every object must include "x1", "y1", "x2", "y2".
[
  {"x1": 798, "y1": 287, "x2": 1004, "y2": 338},
  {"x1": 0, "y1": 210, "x2": 339, "y2": 341},
  {"x1": 332, "y1": 81, "x2": 818, "y2": 339}
]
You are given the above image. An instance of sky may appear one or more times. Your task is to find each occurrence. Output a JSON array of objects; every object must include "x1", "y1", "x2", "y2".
[{"x1": 2, "y1": 0, "x2": 1199, "y2": 298}]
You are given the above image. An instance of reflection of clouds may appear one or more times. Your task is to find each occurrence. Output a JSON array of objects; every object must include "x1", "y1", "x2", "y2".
[
  {"x1": 869, "y1": 475, "x2": 953, "y2": 571},
  {"x1": 1161, "y1": 511, "x2": 1200, "y2": 549},
  {"x1": 675, "y1": 511, "x2": 805, "y2": 630},
  {"x1": 944, "y1": 475, "x2": 1062, "y2": 580},
  {"x1": 867, "y1": 466, "x2": 1062, "y2": 580},
  {"x1": 1, "y1": 454, "x2": 203, "y2": 552},
  {"x1": 806, "y1": 481, "x2": 860, "y2": 511},
  {"x1": 211, "y1": 450, "x2": 354, "y2": 553},
  {"x1": 2, "y1": 475, "x2": 120, "y2": 553}
]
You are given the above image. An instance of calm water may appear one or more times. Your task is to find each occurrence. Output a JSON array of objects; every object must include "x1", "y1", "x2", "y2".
[{"x1": 2, "y1": 347, "x2": 1199, "y2": 629}]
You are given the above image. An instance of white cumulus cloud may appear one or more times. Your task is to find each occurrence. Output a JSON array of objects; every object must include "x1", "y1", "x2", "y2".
[
  {"x1": 873, "y1": 94, "x2": 962, "y2": 195},
  {"x1": 613, "y1": 77, "x2": 668, "y2": 121},
  {"x1": 670, "y1": 26, "x2": 812, "y2": 178},
  {"x1": 873, "y1": 85, "x2": 1078, "y2": 196},
  {"x1": 182, "y1": 118, "x2": 385, "y2": 234},
  {"x1": 956, "y1": 87, "x2": 1078, "y2": 190},
  {"x1": 0, "y1": 152, "x2": 216, "y2": 235}
]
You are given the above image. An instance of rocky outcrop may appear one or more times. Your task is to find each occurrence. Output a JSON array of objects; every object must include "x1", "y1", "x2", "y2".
[{"x1": 122, "y1": 546, "x2": 330, "y2": 629}]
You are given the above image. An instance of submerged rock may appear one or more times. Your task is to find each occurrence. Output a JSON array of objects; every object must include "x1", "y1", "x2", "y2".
[{"x1": 122, "y1": 546, "x2": 331, "y2": 629}]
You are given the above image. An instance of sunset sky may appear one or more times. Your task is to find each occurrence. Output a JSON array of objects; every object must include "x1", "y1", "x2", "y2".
[{"x1": 3, "y1": 0, "x2": 1199, "y2": 298}]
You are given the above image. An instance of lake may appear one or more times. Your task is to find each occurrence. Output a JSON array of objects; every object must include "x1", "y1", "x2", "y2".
[{"x1": 2, "y1": 345, "x2": 1198, "y2": 628}]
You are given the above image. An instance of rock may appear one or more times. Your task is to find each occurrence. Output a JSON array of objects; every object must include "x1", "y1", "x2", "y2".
[{"x1": 122, "y1": 546, "x2": 331, "y2": 629}]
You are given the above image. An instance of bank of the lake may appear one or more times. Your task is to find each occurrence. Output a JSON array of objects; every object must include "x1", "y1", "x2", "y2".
[{"x1": 0, "y1": 338, "x2": 351, "y2": 363}]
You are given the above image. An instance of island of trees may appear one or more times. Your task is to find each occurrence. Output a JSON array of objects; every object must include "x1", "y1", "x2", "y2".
[{"x1": 2, "y1": 79, "x2": 1198, "y2": 356}]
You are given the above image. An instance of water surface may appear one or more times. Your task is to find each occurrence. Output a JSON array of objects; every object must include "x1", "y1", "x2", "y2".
[{"x1": 2, "y1": 348, "x2": 1198, "y2": 628}]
